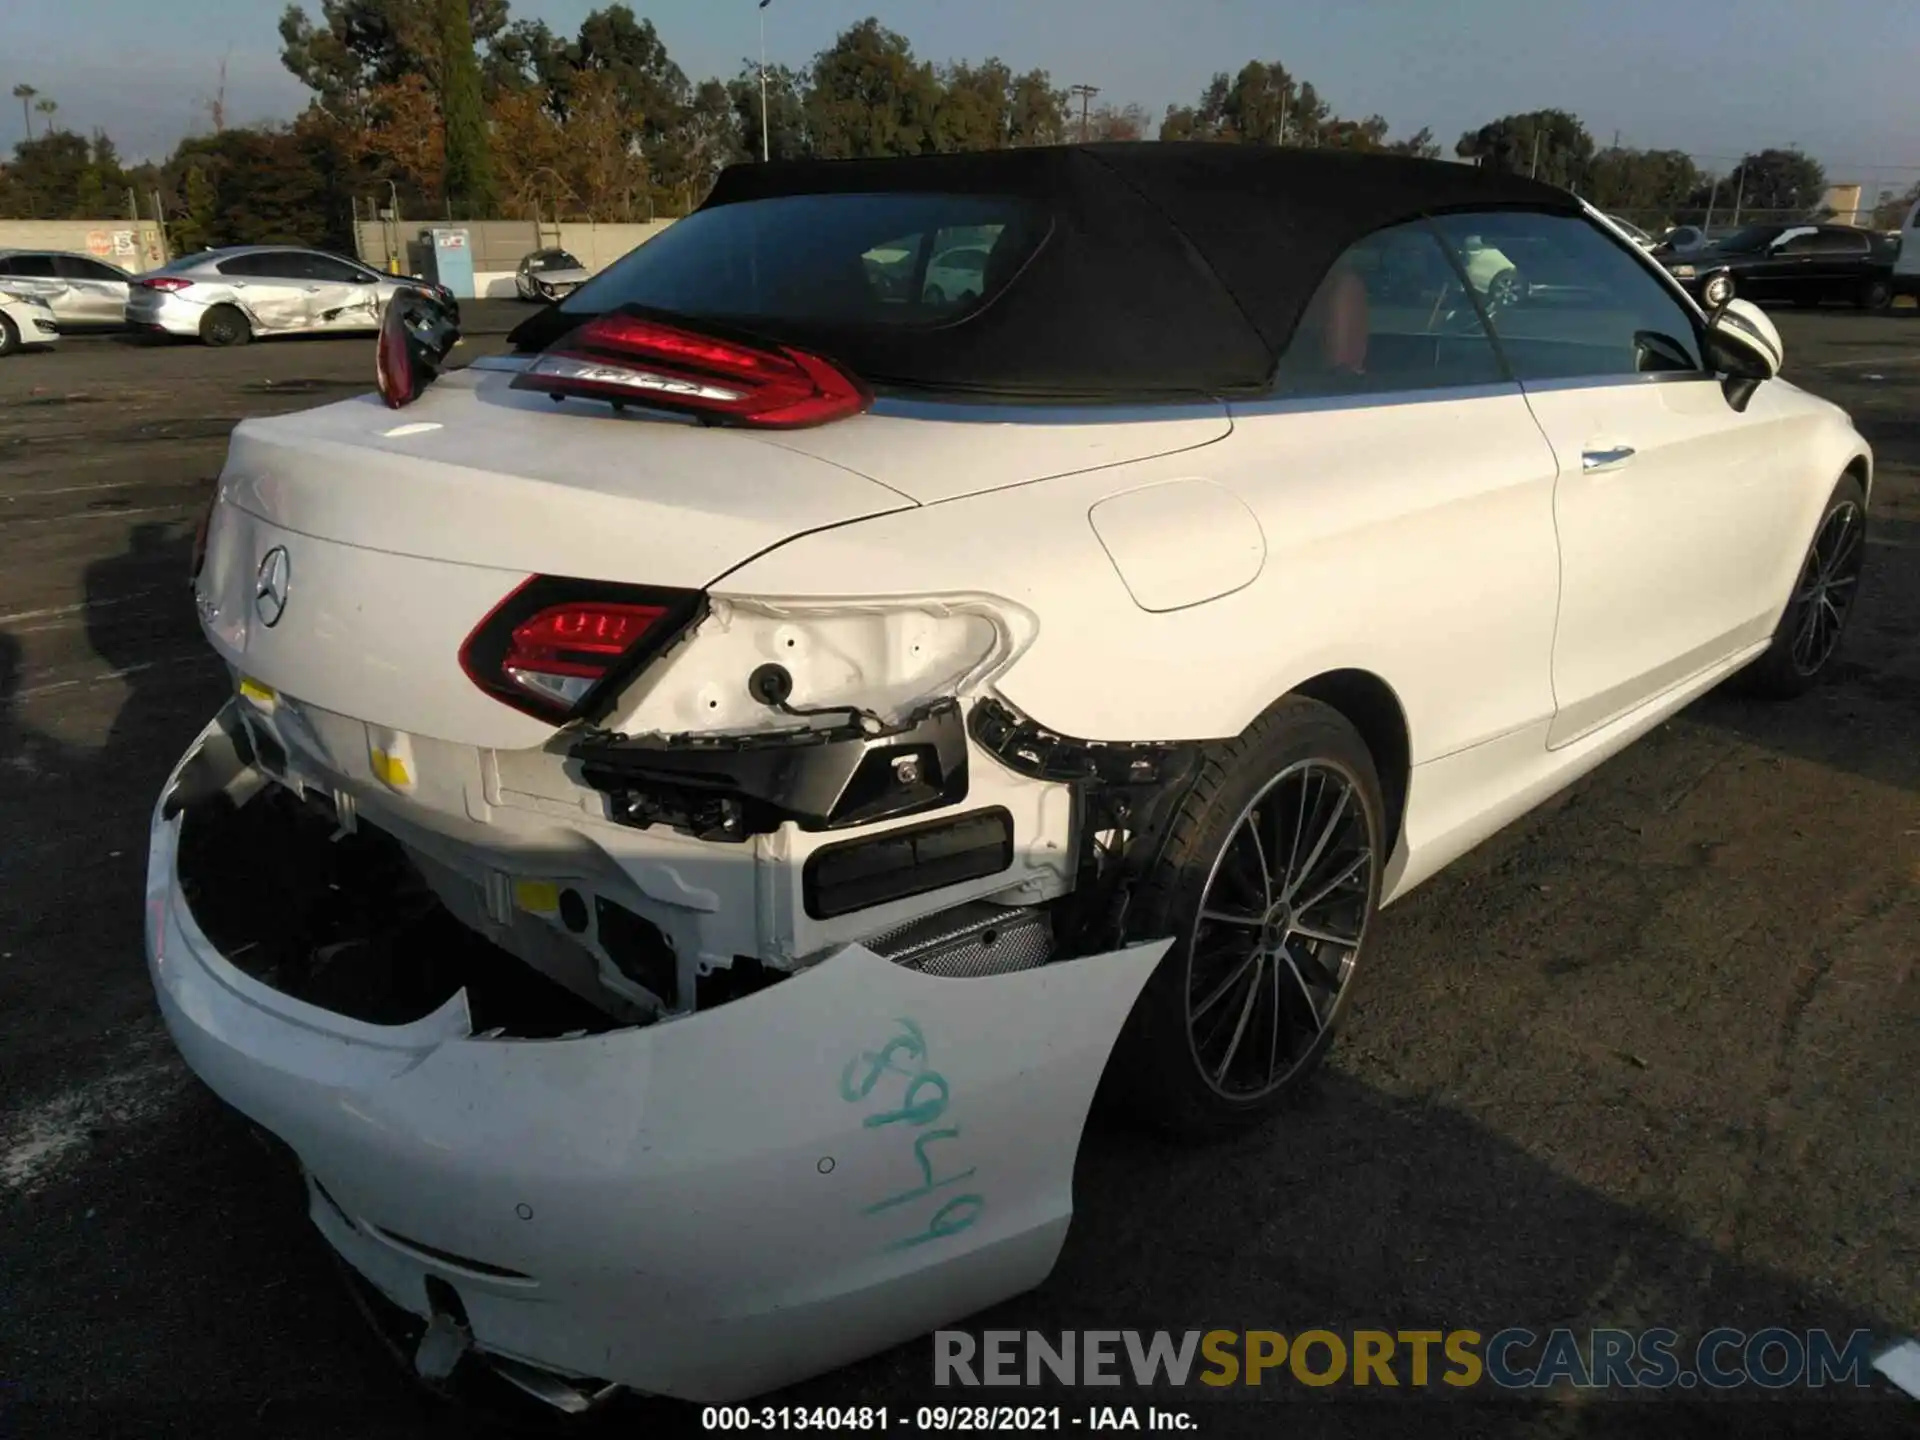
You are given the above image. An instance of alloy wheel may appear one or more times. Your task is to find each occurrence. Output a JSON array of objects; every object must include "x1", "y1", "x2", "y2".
[
  {"x1": 1788, "y1": 501, "x2": 1864, "y2": 676},
  {"x1": 1184, "y1": 759, "x2": 1376, "y2": 1100}
]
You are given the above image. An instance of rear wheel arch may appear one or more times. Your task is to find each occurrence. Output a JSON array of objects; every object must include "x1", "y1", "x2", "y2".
[
  {"x1": 1843, "y1": 453, "x2": 1871, "y2": 507},
  {"x1": 1286, "y1": 669, "x2": 1412, "y2": 857}
]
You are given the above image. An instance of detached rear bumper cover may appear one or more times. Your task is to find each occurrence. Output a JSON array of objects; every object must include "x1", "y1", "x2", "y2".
[{"x1": 147, "y1": 711, "x2": 1167, "y2": 1402}]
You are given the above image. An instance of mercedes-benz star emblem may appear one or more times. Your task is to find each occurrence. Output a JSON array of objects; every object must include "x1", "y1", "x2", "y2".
[{"x1": 254, "y1": 546, "x2": 291, "y2": 628}]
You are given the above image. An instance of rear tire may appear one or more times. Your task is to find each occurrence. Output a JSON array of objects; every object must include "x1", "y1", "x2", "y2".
[
  {"x1": 0, "y1": 314, "x2": 18, "y2": 357},
  {"x1": 1111, "y1": 697, "x2": 1385, "y2": 1141},
  {"x1": 1731, "y1": 473, "x2": 1867, "y2": 699},
  {"x1": 199, "y1": 304, "x2": 250, "y2": 347},
  {"x1": 1861, "y1": 277, "x2": 1893, "y2": 311}
]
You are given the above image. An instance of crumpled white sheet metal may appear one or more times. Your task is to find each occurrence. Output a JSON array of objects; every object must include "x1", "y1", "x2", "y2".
[{"x1": 147, "y1": 714, "x2": 1169, "y2": 1401}]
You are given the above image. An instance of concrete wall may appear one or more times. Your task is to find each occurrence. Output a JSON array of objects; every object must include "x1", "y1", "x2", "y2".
[
  {"x1": 0, "y1": 219, "x2": 169, "y2": 271},
  {"x1": 354, "y1": 219, "x2": 676, "y2": 298}
]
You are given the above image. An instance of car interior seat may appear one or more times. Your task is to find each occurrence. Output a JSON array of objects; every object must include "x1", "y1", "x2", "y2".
[{"x1": 1319, "y1": 267, "x2": 1370, "y2": 374}]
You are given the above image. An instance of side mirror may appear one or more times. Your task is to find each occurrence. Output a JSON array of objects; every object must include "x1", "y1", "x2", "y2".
[
  {"x1": 1704, "y1": 296, "x2": 1782, "y2": 413},
  {"x1": 375, "y1": 285, "x2": 462, "y2": 409}
]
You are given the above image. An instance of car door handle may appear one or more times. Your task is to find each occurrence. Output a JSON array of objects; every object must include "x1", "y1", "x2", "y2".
[{"x1": 1581, "y1": 446, "x2": 1636, "y2": 473}]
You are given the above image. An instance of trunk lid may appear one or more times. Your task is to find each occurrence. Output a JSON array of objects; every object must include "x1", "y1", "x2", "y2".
[
  {"x1": 218, "y1": 366, "x2": 918, "y2": 583},
  {"x1": 755, "y1": 400, "x2": 1233, "y2": 505},
  {"x1": 197, "y1": 367, "x2": 918, "y2": 749}
]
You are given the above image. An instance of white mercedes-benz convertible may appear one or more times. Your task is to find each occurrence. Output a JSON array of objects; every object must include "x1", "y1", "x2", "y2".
[{"x1": 148, "y1": 143, "x2": 1870, "y2": 1411}]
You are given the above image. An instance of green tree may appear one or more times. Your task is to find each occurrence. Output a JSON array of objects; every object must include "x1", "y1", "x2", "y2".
[
  {"x1": 572, "y1": 5, "x2": 686, "y2": 135},
  {"x1": 728, "y1": 61, "x2": 806, "y2": 161},
  {"x1": 653, "y1": 76, "x2": 739, "y2": 211},
  {"x1": 1585, "y1": 146, "x2": 1702, "y2": 221},
  {"x1": 436, "y1": 0, "x2": 497, "y2": 215},
  {"x1": 164, "y1": 126, "x2": 339, "y2": 248},
  {"x1": 1385, "y1": 127, "x2": 1441, "y2": 159},
  {"x1": 925, "y1": 59, "x2": 1065, "y2": 151},
  {"x1": 482, "y1": 17, "x2": 570, "y2": 106},
  {"x1": 0, "y1": 129, "x2": 128, "y2": 219},
  {"x1": 1158, "y1": 62, "x2": 1429, "y2": 153},
  {"x1": 278, "y1": 0, "x2": 510, "y2": 115},
  {"x1": 173, "y1": 165, "x2": 218, "y2": 252},
  {"x1": 1724, "y1": 148, "x2": 1828, "y2": 215},
  {"x1": 803, "y1": 18, "x2": 940, "y2": 159},
  {"x1": 1455, "y1": 109, "x2": 1594, "y2": 190}
]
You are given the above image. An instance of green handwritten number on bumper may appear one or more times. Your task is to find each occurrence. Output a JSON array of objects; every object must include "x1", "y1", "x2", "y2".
[{"x1": 844, "y1": 1018, "x2": 986, "y2": 1251}]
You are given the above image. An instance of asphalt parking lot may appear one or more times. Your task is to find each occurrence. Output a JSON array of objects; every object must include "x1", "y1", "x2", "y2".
[{"x1": 2, "y1": 301, "x2": 1916, "y2": 1438}]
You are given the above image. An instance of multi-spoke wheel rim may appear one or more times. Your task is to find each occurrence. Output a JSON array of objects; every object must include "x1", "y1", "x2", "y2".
[
  {"x1": 1184, "y1": 759, "x2": 1376, "y2": 1100},
  {"x1": 1788, "y1": 501, "x2": 1864, "y2": 677}
]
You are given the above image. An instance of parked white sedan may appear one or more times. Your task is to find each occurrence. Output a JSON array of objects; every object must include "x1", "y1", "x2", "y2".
[
  {"x1": 0, "y1": 286, "x2": 60, "y2": 354},
  {"x1": 150, "y1": 144, "x2": 1869, "y2": 1413}
]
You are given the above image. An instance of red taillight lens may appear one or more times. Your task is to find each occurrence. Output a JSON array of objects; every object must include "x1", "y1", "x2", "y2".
[
  {"x1": 512, "y1": 310, "x2": 872, "y2": 429},
  {"x1": 376, "y1": 297, "x2": 415, "y2": 409},
  {"x1": 502, "y1": 601, "x2": 667, "y2": 708},
  {"x1": 139, "y1": 276, "x2": 193, "y2": 292},
  {"x1": 459, "y1": 576, "x2": 702, "y2": 722}
]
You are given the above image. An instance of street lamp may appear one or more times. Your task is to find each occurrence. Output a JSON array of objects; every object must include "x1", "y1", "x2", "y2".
[{"x1": 759, "y1": 0, "x2": 773, "y2": 162}]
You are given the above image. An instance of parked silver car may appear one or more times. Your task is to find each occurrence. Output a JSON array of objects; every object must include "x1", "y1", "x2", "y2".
[
  {"x1": 0, "y1": 250, "x2": 134, "y2": 328},
  {"x1": 514, "y1": 247, "x2": 591, "y2": 301},
  {"x1": 127, "y1": 246, "x2": 453, "y2": 346}
]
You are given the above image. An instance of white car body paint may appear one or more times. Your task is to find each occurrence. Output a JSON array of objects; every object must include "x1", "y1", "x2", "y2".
[
  {"x1": 1088, "y1": 479, "x2": 1267, "y2": 612},
  {"x1": 0, "y1": 291, "x2": 60, "y2": 351},
  {"x1": 148, "y1": 722, "x2": 1168, "y2": 1400},
  {"x1": 151, "y1": 189, "x2": 1874, "y2": 1406},
  {"x1": 761, "y1": 401, "x2": 1233, "y2": 503}
]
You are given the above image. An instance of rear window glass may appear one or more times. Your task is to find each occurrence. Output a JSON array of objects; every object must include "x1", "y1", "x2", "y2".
[{"x1": 556, "y1": 193, "x2": 1045, "y2": 329}]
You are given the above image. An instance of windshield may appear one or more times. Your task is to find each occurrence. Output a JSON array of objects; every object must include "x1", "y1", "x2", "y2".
[
  {"x1": 1713, "y1": 226, "x2": 1779, "y2": 254},
  {"x1": 551, "y1": 192, "x2": 1044, "y2": 333},
  {"x1": 535, "y1": 251, "x2": 582, "y2": 271}
]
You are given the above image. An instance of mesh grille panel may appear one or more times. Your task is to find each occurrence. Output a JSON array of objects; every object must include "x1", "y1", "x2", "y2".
[{"x1": 866, "y1": 901, "x2": 1055, "y2": 979}]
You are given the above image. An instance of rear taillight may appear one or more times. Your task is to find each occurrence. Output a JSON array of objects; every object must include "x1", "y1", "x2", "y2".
[
  {"x1": 139, "y1": 276, "x2": 192, "y2": 292},
  {"x1": 459, "y1": 576, "x2": 703, "y2": 722},
  {"x1": 511, "y1": 309, "x2": 871, "y2": 429},
  {"x1": 375, "y1": 297, "x2": 415, "y2": 408}
]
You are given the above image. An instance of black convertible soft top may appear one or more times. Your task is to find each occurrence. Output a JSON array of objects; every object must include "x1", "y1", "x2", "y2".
[{"x1": 516, "y1": 143, "x2": 1579, "y2": 401}]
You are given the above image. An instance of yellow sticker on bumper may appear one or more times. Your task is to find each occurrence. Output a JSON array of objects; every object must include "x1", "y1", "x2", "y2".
[{"x1": 513, "y1": 880, "x2": 560, "y2": 915}]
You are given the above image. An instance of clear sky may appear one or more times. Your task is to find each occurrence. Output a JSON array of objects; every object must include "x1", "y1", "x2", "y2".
[{"x1": 9, "y1": 0, "x2": 1918, "y2": 190}]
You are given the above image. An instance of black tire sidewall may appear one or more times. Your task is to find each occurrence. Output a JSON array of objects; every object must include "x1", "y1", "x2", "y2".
[
  {"x1": 1736, "y1": 472, "x2": 1868, "y2": 698},
  {"x1": 201, "y1": 306, "x2": 248, "y2": 347},
  {"x1": 0, "y1": 313, "x2": 18, "y2": 356},
  {"x1": 1114, "y1": 698, "x2": 1387, "y2": 1138}
]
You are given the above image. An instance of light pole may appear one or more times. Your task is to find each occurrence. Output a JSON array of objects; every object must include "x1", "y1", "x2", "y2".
[
  {"x1": 1069, "y1": 83, "x2": 1099, "y2": 143},
  {"x1": 758, "y1": 0, "x2": 773, "y2": 162}
]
